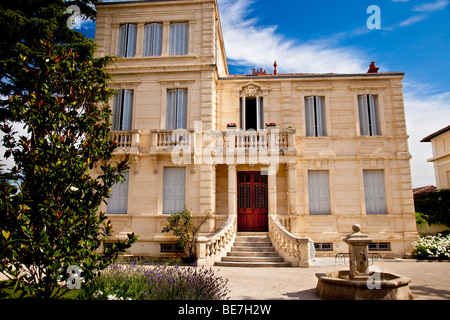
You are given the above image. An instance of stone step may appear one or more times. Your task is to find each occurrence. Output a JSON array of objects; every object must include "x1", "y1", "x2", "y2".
[
  {"x1": 227, "y1": 251, "x2": 279, "y2": 257},
  {"x1": 222, "y1": 256, "x2": 285, "y2": 262},
  {"x1": 231, "y1": 246, "x2": 275, "y2": 252},
  {"x1": 215, "y1": 261, "x2": 291, "y2": 268}
]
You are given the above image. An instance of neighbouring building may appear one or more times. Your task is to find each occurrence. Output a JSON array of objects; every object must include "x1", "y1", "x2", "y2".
[
  {"x1": 94, "y1": 0, "x2": 418, "y2": 264},
  {"x1": 421, "y1": 125, "x2": 450, "y2": 190}
]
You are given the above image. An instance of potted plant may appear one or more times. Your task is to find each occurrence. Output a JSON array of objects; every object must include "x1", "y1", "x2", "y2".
[
  {"x1": 265, "y1": 122, "x2": 276, "y2": 127},
  {"x1": 227, "y1": 123, "x2": 237, "y2": 128}
]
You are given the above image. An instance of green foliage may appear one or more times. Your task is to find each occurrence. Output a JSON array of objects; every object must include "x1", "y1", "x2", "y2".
[
  {"x1": 162, "y1": 207, "x2": 213, "y2": 262},
  {"x1": 414, "y1": 189, "x2": 450, "y2": 227},
  {"x1": 0, "y1": 1, "x2": 138, "y2": 300},
  {"x1": 415, "y1": 211, "x2": 429, "y2": 229}
]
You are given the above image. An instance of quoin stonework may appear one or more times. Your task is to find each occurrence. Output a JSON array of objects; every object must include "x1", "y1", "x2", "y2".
[{"x1": 94, "y1": 0, "x2": 418, "y2": 265}]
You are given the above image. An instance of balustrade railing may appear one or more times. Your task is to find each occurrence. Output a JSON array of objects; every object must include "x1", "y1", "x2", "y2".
[
  {"x1": 110, "y1": 130, "x2": 141, "y2": 154},
  {"x1": 269, "y1": 214, "x2": 311, "y2": 267},
  {"x1": 196, "y1": 214, "x2": 236, "y2": 267}
]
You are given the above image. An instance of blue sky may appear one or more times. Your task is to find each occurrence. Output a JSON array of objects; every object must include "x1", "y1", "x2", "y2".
[{"x1": 77, "y1": 0, "x2": 450, "y2": 187}]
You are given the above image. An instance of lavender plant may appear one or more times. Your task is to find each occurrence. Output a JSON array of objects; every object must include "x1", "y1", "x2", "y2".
[{"x1": 79, "y1": 262, "x2": 230, "y2": 300}]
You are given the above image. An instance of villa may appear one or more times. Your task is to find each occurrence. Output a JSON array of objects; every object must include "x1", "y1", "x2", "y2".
[{"x1": 94, "y1": 0, "x2": 418, "y2": 266}]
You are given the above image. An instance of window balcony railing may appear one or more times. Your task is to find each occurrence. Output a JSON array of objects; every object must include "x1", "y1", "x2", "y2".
[{"x1": 110, "y1": 130, "x2": 141, "y2": 155}]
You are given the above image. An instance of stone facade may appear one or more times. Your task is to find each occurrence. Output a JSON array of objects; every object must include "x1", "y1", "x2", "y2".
[
  {"x1": 421, "y1": 125, "x2": 450, "y2": 190},
  {"x1": 94, "y1": 0, "x2": 418, "y2": 260}
]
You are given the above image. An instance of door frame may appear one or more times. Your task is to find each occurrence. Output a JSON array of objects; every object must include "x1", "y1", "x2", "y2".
[{"x1": 237, "y1": 171, "x2": 268, "y2": 232}]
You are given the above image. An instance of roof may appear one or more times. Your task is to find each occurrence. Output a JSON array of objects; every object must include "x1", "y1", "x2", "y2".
[
  {"x1": 413, "y1": 185, "x2": 437, "y2": 195},
  {"x1": 421, "y1": 125, "x2": 450, "y2": 142},
  {"x1": 220, "y1": 72, "x2": 405, "y2": 80}
]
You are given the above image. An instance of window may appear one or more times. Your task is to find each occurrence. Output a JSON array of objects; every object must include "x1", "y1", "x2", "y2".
[
  {"x1": 163, "y1": 167, "x2": 186, "y2": 214},
  {"x1": 118, "y1": 23, "x2": 137, "y2": 58},
  {"x1": 240, "y1": 96, "x2": 264, "y2": 131},
  {"x1": 369, "y1": 242, "x2": 391, "y2": 251},
  {"x1": 314, "y1": 243, "x2": 333, "y2": 251},
  {"x1": 107, "y1": 172, "x2": 129, "y2": 214},
  {"x1": 160, "y1": 243, "x2": 183, "y2": 253},
  {"x1": 166, "y1": 89, "x2": 188, "y2": 130},
  {"x1": 363, "y1": 170, "x2": 387, "y2": 214},
  {"x1": 112, "y1": 90, "x2": 133, "y2": 131},
  {"x1": 170, "y1": 22, "x2": 189, "y2": 56},
  {"x1": 358, "y1": 95, "x2": 380, "y2": 136},
  {"x1": 143, "y1": 23, "x2": 163, "y2": 57},
  {"x1": 308, "y1": 170, "x2": 331, "y2": 215},
  {"x1": 305, "y1": 96, "x2": 326, "y2": 137}
]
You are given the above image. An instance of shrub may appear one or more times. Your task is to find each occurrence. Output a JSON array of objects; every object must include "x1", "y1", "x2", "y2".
[
  {"x1": 412, "y1": 234, "x2": 450, "y2": 259},
  {"x1": 79, "y1": 262, "x2": 229, "y2": 300}
]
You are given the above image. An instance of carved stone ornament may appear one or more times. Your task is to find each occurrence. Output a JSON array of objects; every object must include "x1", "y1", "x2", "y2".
[{"x1": 241, "y1": 85, "x2": 262, "y2": 97}]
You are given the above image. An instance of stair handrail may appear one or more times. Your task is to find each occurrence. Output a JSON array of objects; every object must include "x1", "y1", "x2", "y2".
[
  {"x1": 269, "y1": 214, "x2": 311, "y2": 267},
  {"x1": 196, "y1": 214, "x2": 237, "y2": 267}
]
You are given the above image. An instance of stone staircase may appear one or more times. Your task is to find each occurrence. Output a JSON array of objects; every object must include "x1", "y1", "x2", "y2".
[{"x1": 215, "y1": 232, "x2": 291, "y2": 267}]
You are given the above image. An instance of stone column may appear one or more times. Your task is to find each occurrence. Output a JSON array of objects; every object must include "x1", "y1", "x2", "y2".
[
  {"x1": 286, "y1": 161, "x2": 298, "y2": 233},
  {"x1": 228, "y1": 164, "x2": 237, "y2": 216},
  {"x1": 268, "y1": 171, "x2": 277, "y2": 215}
]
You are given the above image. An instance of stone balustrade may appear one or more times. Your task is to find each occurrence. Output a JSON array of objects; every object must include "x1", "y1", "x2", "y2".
[
  {"x1": 269, "y1": 214, "x2": 311, "y2": 267},
  {"x1": 196, "y1": 214, "x2": 237, "y2": 267},
  {"x1": 110, "y1": 130, "x2": 141, "y2": 155}
]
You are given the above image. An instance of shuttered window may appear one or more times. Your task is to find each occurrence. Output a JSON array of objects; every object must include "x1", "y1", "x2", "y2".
[
  {"x1": 163, "y1": 167, "x2": 186, "y2": 214},
  {"x1": 166, "y1": 89, "x2": 188, "y2": 130},
  {"x1": 169, "y1": 22, "x2": 189, "y2": 56},
  {"x1": 143, "y1": 23, "x2": 163, "y2": 57},
  {"x1": 112, "y1": 90, "x2": 133, "y2": 131},
  {"x1": 305, "y1": 96, "x2": 327, "y2": 137},
  {"x1": 308, "y1": 170, "x2": 331, "y2": 215},
  {"x1": 363, "y1": 170, "x2": 387, "y2": 214},
  {"x1": 358, "y1": 95, "x2": 381, "y2": 136},
  {"x1": 117, "y1": 23, "x2": 137, "y2": 58},
  {"x1": 107, "y1": 173, "x2": 129, "y2": 214}
]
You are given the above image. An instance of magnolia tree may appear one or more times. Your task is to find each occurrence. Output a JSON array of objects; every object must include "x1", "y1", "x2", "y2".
[{"x1": 0, "y1": 1, "x2": 136, "y2": 300}]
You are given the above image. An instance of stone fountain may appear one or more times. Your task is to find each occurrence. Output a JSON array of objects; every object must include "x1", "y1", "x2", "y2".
[{"x1": 315, "y1": 224, "x2": 413, "y2": 300}]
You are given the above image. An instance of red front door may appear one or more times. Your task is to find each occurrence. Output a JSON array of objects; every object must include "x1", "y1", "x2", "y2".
[{"x1": 238, "y1": 171, "x2": 268, "y2": 232}]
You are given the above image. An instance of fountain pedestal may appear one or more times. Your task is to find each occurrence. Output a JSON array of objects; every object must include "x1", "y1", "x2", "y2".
[{"x1": 343, "y1": 224, "x2": 372, "y2": 280}]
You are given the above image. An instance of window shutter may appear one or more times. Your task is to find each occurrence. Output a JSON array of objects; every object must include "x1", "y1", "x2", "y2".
[
  {"x1": 117, "y1": 24, "x2": 127, "y2": 57},
  {"x1": 112, "y1": 91, "x2": 121, "y2": 131},
  {"x1": 163, "y1": 168, "x2": 186, "y2": 214},
  {"x1": 176, "y1": 89, "x2": 188, "y2": 129},
  {"x1": 316, "y1": 96, "x2": 327, "y2": 137},
  {"x1": 368, "y1": 95, "x2": 380, "y2": 136},
  {"x1": 305, "y1": 96, "x2": 315, "y2": 137},
  {"x1": 126, "y1": 24, "x2": 137, "y2": 57},
  {"x1": 358, "y1": 95, "x2": 370, "y2": 136},
  {"x1": 308, "y1": 171, "x2": 330, "y2": 215},
  {"x1": 170, "y1": 22, "x2": 189, "y2": 55},
  {"x1": 107, "y1": 173, "x2": 129, "y2": 214},
  {"x1": 122, "y1": 90, "x2": 133, "y2": 130},
  {"x1": 166, "y1": 90, "x2": 176, "y2": 130},
  {"x1": 257, "y1": 97, "x2": 264, "y2": 131},
  {"x1": 364, "y1": 170, "x2": 387, "y2": 214}
]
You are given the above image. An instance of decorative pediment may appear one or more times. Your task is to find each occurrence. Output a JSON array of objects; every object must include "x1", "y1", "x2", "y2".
[{"x1": 240, "y1": 84, "x2": 262, "y2": 97}]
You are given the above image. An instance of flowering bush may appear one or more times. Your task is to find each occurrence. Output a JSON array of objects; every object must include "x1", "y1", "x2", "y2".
[
  {"x1": 412, "y1": 234, "x2": 450, "y2": 259},
  {"x1": 79, "y1": 262, "x2": 230, "y2": 300}
]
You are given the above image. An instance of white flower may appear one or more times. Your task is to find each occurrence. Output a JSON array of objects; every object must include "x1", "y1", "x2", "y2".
[{"x1": 70, "y1": 186, "x2": 79, "y2": 192}]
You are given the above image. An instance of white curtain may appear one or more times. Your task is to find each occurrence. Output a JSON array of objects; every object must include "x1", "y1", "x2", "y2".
[
  {"x1": 118, "y1": 24, "x2": 137, "y2": 57},
  {"x1": 308, "y1": 171, "x2": 331, "y2": 215},
  {"x1": 358, "y1": 95, "x2": 370, "y2": 136},
  {"x1": 143, "y1": 23, "x2": 163, "y2": 56},
  {"x1": 163, "y1": 167, "x2": 186, "y2": 214},
  {"x1": 257, "y1": 96, "x2": 264, "y2": 131},
  {"x1": 315, "y1": 96, "x2": 326, "y2": 137},
  {"x1": 107, "y1": 173, "x2": 129, "y2": 214},
  {"x1": 368, "y1": 95, "x2": 380, "y2": 136},
  {"x1": 112, "y1": 90, "x2": 133, "y2": 131},
  {"x1": 166, "y1": 89, "x2": 187, "y2": 129},
  {"x1": 305, "y1": 96, "x2": 315, "y2": 137},
  {"x1": 364, "y1": 170, "x2": 387, "y2": 214},
  {"x1": 170, "y1": 22, "x2": 189, "y2": 55},
  {"x1": 359, "y1": 95, "x2": 381, "y2": 136}
]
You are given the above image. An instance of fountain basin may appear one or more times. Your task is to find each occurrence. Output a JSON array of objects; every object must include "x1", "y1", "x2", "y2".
[{"x1": 316, "y1": 270, "x2": 413, "y2": 300}]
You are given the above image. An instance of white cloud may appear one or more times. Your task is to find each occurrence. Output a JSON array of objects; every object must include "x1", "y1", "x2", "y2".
[
  {"x1": 218, "y1": 0, "x2": 366, "y2": 74},
  {"x1": 413, "y1": 0, "x2": 450, "y2": 12},
  {"x1": 399, "y1": 14, "x2": 427, "y2": 27},
  {"x1": 403, "y1": 88, "x2": 450, "y2": 187}
]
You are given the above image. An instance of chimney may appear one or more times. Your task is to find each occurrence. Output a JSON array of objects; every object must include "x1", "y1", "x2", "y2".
[
  {"x1": 273, "y1": 61, "x2": 278, "y2": 75},
  {"x1": 367, "y1": 61, "x2": 379, "y2": 73}
]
